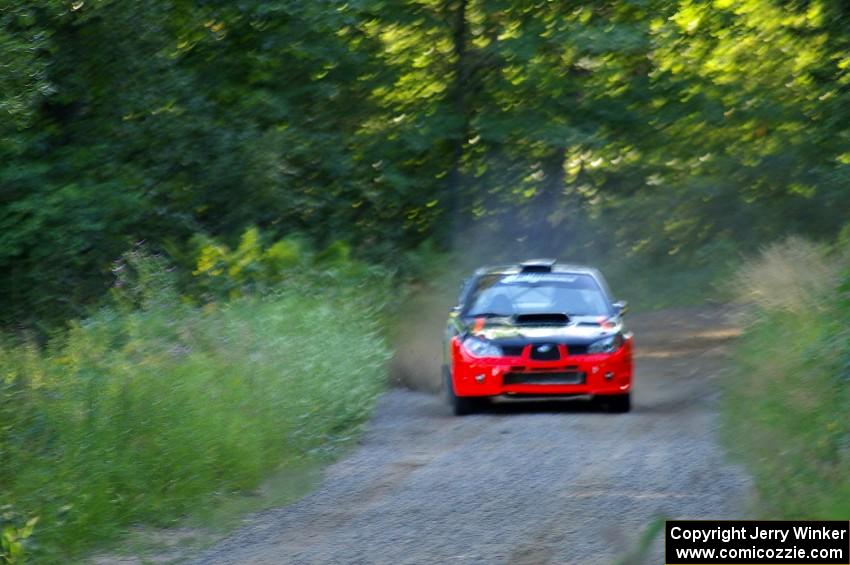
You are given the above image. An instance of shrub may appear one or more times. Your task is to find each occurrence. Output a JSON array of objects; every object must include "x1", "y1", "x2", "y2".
[{"x1": 192, "y1": 227, "x2": 307, "y2": 300}]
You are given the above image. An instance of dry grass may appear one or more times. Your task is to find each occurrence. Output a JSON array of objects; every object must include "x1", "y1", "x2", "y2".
[{"x1": 732, "y1": 236, "x2": 837, "y2": 313}]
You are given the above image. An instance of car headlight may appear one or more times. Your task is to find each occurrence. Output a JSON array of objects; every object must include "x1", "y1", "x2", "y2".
[
  {"x1": 587, "y1": 333, "x2": 624, "y2": 354},
  {"x1": 462, "y1": 336, "x2": 503, "y2": 357}
]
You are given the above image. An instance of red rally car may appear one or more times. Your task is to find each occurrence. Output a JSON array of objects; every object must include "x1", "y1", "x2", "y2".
[{"x1": 442, "y1": 259, "x2": 633, "y2": 415}]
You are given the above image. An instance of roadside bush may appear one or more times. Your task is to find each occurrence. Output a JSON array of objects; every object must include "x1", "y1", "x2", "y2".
[
  {"x1": 724, "y1": 237, "x2": 850, "y2": 518},
  {"x1": 0, "y1": 254, "x2": 390, "y2": 562}
]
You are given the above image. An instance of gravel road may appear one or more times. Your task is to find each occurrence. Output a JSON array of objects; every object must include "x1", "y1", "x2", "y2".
[{"x1": 190, "y1": 306, "x2": 752, "y2": 564}]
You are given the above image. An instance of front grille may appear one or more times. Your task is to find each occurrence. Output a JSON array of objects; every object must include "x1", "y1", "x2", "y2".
[
  {"x1": 530, "y1": 344, "x2": 560, "y2": 361},
  {"x1": 497, "y1": 343, "x2": 589, "y2": 357},
  {"x1": 501, "y1": 345, "x2": 526, "y2": 357},
  {"x1": 503, "y1": 371, "x2": 585, "y2": 385}
]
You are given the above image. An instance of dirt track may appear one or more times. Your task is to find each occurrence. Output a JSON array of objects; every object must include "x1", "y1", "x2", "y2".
[{"x1": 189, "y1": 306, "x2": 752, "y2": 564}]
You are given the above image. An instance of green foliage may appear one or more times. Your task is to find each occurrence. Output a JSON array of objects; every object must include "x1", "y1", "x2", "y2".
[
  {"x1": 110, "y1": 247, "x2": 180, "y2": 312},
  {"x1": 4, "y1": 0, "x2": 850, "y2": 327},
  {"x1": 192, "y1": 227, "x2": 306, "y2": 300},
  {"x1": 1, "y1": 514, "x2": 38, "y2": 565},
  {"x1": 723, "y1": 236, "x2": 850, "y2": 518},
  {"x1": 0, "y1": 257, "x2": 390, "y2": 562},
  {"x1": 187, "y1": 227, "x2": 397, "y2": 312}
]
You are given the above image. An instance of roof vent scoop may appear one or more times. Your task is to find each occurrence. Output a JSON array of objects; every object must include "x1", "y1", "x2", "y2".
[{"x1": 519, "y1": 259, "x2": 557, "y2": 273}]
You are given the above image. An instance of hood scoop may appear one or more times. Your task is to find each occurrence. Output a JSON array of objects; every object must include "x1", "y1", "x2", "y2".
[{"x1": 514, "y1": 313, "x2": 570, "y2": 326}]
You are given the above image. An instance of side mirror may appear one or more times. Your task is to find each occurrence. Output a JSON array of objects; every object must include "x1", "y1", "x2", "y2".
[{"x1": 612, "y1": 300, "x2": 629, "y2": 317}]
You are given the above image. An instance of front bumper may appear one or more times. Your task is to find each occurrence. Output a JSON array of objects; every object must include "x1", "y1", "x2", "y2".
[{"x1": 450, "y1": 337, "x2": 633, "y2": 397}]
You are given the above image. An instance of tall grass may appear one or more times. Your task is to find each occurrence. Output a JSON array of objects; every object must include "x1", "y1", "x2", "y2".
[
  {"x1": 0, "y1": 268, "x2": 390, "y2": 562},
  {"x1": 723, "y1": 237, "x2": 850, "y2": 518}
]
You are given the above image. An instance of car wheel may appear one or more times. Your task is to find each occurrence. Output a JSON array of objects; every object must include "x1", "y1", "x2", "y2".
[
  {"x1": 606, "y1": 393, "x2": 631, "y2": 413},
  {"x1": 442, "y1": 365, "x2": 481, "y2": 416}
]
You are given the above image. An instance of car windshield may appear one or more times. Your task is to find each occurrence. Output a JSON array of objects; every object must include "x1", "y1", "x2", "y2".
[{"x1": 465, "y1": 273, "x2": 610, "y2": 317}]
